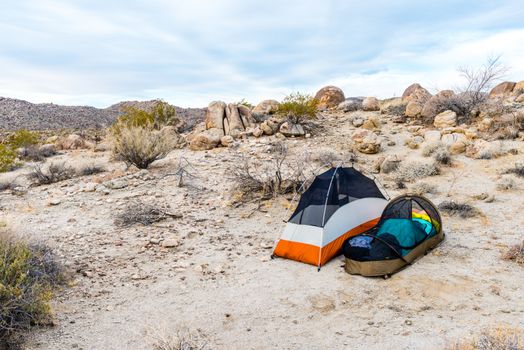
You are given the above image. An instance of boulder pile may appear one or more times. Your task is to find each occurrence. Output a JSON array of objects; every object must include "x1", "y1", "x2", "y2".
[{"x1": 189, "y1": 101, "x2": 256, "y2": 151}]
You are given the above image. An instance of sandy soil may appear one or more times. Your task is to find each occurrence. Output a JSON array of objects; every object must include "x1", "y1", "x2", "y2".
[{"x1": 1, "y1": 111, "x2": 523, "y2": 350}]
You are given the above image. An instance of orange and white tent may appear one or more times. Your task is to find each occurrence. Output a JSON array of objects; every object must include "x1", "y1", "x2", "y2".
[{"x1": 273, "y1": 167, "x2": 388, "y2": 269}]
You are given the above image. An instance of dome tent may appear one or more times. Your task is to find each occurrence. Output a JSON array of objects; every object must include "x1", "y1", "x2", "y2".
[
  {"x1": 273, "y1": 166, "x2": 388, "y2": 269},
  {"x1": 343, "y1": 194, "x2": 444, "y2": 277}
]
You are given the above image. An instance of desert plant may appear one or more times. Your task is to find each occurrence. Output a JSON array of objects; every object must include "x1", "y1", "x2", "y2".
[
  {"x1": 504, "y1": 162, "x2": 524, "y2": 177},
  {"x1": 276, "y1": 92, "x2": 319, "y2": 124},
  {"x1": 0, "y1": 144, "x2": 17, "y2": 173},
  {"x1": 438, "y1": 200, "x2": 479, "y2": 218},
  {"x1": 78, "y1": 164, "x2": 106, "y2": 176},
  {"x1": 232, "y1": 142, "x2": 307, "y2": 201},
  {"x1": 496, "y1": 176, "x2": 515, "y2": 191},
  {"x1": 502, "y1": 240, "x2": 524, "y2": 265},
  {"x1": 28, "y1": 162, "x2": 76, "y2": 186},
  {"x1": 434, "y1": 148, "x2": 452, "y2": 165},
  {"x1": 17, "y1": 145, "x2": 56, "y2": 162},
  {"x1": 112, "y1": 101, "x2": 178, "y2": 136},
  {"x1": 111, "y1": 127, "x2": 175, "y2": 169},
  {"x1": 447, "y1": 326, "x2": 523, "y2": 350},
  {"x1": 410, "y1": 182, "x2": 437, "y2": 195},
  {"x1": 0, "y1": 178, "x2": 18, "y2": 192},
  {"x1": 237, "y1": 98, "x2": 254, "y2": 109},
  {"x1": 149, "y1": 327, "x2": 209, "y2": 350},
  {"x1": 114, "y1": 201, "x2": 179, "y2": 227},
  {"x1": 0, "y1": 230, "x2": 65, "y2": 347},
  {"x1": 395, "y1": 161, "x2": 440, "y2": 183},
  {"x1": 6, "y1": 130, "x2": 40, "y2": 149},
  {"x1": 454, "y1": 55, "x2": 509, "y2": 121}
]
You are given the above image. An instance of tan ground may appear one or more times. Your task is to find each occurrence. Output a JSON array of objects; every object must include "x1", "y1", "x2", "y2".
[{"x1": 1, "y1": 111, "x2": 523, "y2": 350}]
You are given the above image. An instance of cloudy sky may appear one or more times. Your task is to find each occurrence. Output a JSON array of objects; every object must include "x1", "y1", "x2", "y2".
[{"x1": 1, "y1": 0, "x2": 523, "y2": 108}]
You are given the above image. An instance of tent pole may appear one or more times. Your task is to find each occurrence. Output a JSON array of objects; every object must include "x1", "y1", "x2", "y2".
[{"x1": 319, "y1": 166, "x2": 340, "y2": 269}]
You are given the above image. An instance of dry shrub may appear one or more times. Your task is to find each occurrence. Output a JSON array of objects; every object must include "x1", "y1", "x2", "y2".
[
  {"x1": 232, "y1": 142, "x2": 307, "y2": 201},
  {"x1": 115, "y1": 201, "x2": 177, "y2": 227},
  {"x1": 0, "y1": 230, "x2": 65, "y2": 348},
  {"x1": 447, "y1": 326, "x2": 523, "y2": 350},
  {"x1": 422, "y1": 142, "x2": 452, "y2": 165},
  {"x1": 496, "y1": 177, "x2": 515, "y2": 191},
  {"x1": 395, "y1": 161, "x2": 440, "y2": 183},
  {"x1": 504, "y1": 162, "x2": 524, "y2": 177},
  {"x1": 312, "y1": 150, "x2": 341, "y2": 167},
  {"x1": 28, "y1": 162, "x2": 76, "y2": 186},
  {"x1": 111, "y1": 126, "x2": 175, "y2": 169},
  {"x1": 18, "y1": 146, "x2": 56, "y2": 162},
  {"x1": 149, "y1": 327, "x2": 209, "y2": 350},
  {"x1": 78, "y1": 164, "x2": 105, "y2": 176},
  {"x1": 0, "y1": 178, "x2": 18, "y2": 192},
  {"x1": 438, "y1": 200, "x2": 479, "y2": 218},
  {"x1": 410, "y1": 182, "x2": 437, "y2": 195},
  {"x1": 422, "y1": 142, "x2": 443, "y2": 157},
  {"x1": 502, "y1": 240, "x2": 524, "y2": 265}
]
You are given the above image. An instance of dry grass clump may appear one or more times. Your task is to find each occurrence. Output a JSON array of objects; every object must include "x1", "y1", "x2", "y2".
[
  {"x1": 312, "y1": 150, "x2": 341, "y2": 167},
  {"x1": 395, "y1": 160, "x2": 440, "y2": 183},
  {"x1": 149, "y1": 327, "x2": 209, "y2": 350},
  {"x1": 0, "y1": 230, "x2": 65, "y2": 348},
  {"x1": 114, "y1": 201, "x2": 178, "y2": 227},
  {"x1": 422, "y1": 142, "x2": 452, "y2": 165},
  {"x1": 111, "y1": 127, "x2": 175, "y2": 169},
  {"x1": 438, "y1": 200, "x2": 479, "y2": 218},
  {"x1": 78, "y1": 164, "x2": 106, "y2": 176},
  {"x1": 410, "y1": 182, "x2": 437, "y2": 195},
  {"x1": 504, "y1": 162, "x2": 524, "y2": 178},
  {"x1": 0, "y1": 178, "x2": 18, "y2": 192},
  {"x1": 502, "y1": 240, "x2": 524, "y2": 265},
  {"x1": 447, "y1": 326, "x2": 523, "y2": 350},
  {"x1": 28, "y1": 162, "x2": 76, "y2": 186},
  {"x1": 18, "y1": 146, "x2": 56, "y2": 162},
  {"x1": 232, "y1": 142, "x2": 307, "y2": 202},
  {"x1": 496, "y1": 177, "x2": 515, "y2": 191}
]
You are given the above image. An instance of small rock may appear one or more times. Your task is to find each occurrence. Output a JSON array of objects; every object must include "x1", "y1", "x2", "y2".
[
  {"x1": 48, "y1": 199, "x2": 61, "y2": 206},
  {"x1": 162, "y1": 238, "x2": 180, "y2": 248}
]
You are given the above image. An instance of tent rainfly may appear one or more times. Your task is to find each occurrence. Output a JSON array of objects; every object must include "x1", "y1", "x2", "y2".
[{"x1": 273, "y1": 166, "x2": 388, "y2": 269}]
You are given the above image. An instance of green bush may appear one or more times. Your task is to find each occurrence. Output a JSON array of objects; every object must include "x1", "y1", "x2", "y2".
[
  {"x1": 0, "y1": 144, "x2": 17, "y2": 173},
  {"x1": 276, "y1": 92, "x2": 319, "y2": 123},
  {"x1": 111, "y1": 126, "x2": 175, "y2": 169},
  {"x1": 6, "y1": 130, "x2": 40, "y2": 149},
  {"x1": 113, "y1": 101, "x2": 178, "y2": 133},
  {"x1": 0, "y1": 231, "x2": 64, "y2": 347},
  {"x1": 237, "y1": 98, "x2": 254, "y2": 109}
]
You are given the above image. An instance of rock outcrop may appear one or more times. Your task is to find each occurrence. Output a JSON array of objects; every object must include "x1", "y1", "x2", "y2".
[
  {"x1": 352, "y1": 129, "x2": 381, "y2": 154},
  {"x1": 433, "y1": 110, "x2": 457, "y2": 129},
  {"x1": 189, "y1": 101, "x2": 255, "y2": 151},
  {"x1": 315, "y1": 86, "x2": 345, "y2": 110},
  {"x1": 362, "y1": 97, "x2": 380, "y2": 111},
  {"x1": 252, "y1": 100, "x2": 280, "y2": 116},
  {"x1": 402, "y1": 83, "x2": 432, "y2": 103},
  {"x1": 489, "y1": 81, "x2": 516, "y2": 98},
  {"x1": 421, "y1": 90, "x2": 455, "y2": 120}
]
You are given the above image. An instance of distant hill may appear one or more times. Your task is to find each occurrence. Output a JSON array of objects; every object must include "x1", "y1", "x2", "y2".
[{"x1": 0, "y1": 97, "x2": 206, "y2": 132}]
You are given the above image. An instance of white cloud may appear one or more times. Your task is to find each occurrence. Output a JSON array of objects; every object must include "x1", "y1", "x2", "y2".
[{"x1": 0, "y1": 1, "x2": 523, "y2": 107}]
